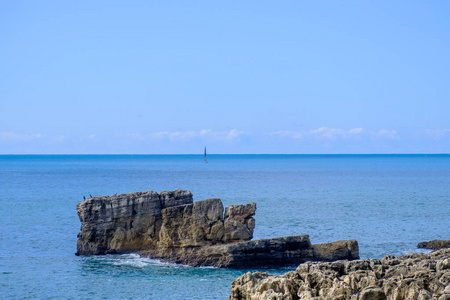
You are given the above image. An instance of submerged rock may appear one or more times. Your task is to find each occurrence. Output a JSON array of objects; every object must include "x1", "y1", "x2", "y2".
[
  {"x1": 229, "y1": 249, "x2": 450, "y2": 299},
  {"x1": 76, "y1": 190, "x2": 359, "y2": 268}
]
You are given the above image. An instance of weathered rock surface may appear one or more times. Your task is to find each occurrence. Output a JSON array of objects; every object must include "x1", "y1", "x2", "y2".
[
  {"x1": 76, "y1": 190, "x2": 255, "y2": 256},
  {"x1": 229, "y1": 248, "x2": 450, "y2": 300},
  {"x1": 221, "y1": 237, "x2": 358, "y2": 268},
  {"x1": 418, "y1": 239, "x2": 450, "y2": 250},
  {"x1": 76, "y1": 190, "x2": 193, "y2": 255},
  {"x1": 140, "y1": 236, "x2": 359, "y2": 268},
  {"x1": 76, "y1": 190, "x2": 359, "y2": 268}
]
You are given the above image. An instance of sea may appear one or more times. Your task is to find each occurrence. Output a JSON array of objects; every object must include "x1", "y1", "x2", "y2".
[{"x1": 0, "y1": 154, "x2": 449, "y2": 299}]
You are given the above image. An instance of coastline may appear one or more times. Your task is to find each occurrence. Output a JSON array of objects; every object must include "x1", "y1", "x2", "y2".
[
  {"x1": 2, "y1": 155, "x2": 449, "y2": 299},
  {"x1": 229, "y1": 248, "x2": 450, "y2": 299}
]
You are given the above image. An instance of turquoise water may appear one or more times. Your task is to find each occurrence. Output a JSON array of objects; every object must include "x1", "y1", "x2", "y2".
[{"x1": 0, "y1": 155, "x2": 449, "y2": 299}]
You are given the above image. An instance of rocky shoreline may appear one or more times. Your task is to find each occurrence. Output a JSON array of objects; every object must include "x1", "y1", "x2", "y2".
[
  {"x1": 76, "y1": 190, "x2": 359, "y2": 267},
  {"x1": 75, "y1": 190, "x2": 449, "y2": 298},
  {"x1": 229, "y1": 248, "x2": 450, "y2": 300}
]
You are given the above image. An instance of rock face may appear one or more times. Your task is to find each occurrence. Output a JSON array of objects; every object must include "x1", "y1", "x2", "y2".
[
  {"x1": 76, "y1": 190, "x2": 193, "y2": 255},
  {"x1": 76, "y1": 190, "x2": 255, "y2": 256},
  {"x1": 220, "y1": 237, "x2": 358, "y2": 268},
  {"x1": 418, "y1": 239, "x2": 450, "y2": 250},
  {"x1": 140, "y1": 236, "x2": 358, "y2": 268},
  {"x1": 76, "y1": 190, "x2": 359, "y2": 268},
  {"x1": 229, "y1": 249, "x2": 450, "y2": 300}
]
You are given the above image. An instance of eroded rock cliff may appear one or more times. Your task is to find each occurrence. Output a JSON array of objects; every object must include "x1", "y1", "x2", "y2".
[
  {"x1": 76, "y1": 190, "x2": 193, "y2": 255},
  {"x1": 229, "y1": 249, "x2": 450, "y2": 300},
  {"x1": 76, "y1": 190, "x2": 359, "y2": 268},
  {"x1": 76, "y1": 190, "x2": 255, "y2": 256}
]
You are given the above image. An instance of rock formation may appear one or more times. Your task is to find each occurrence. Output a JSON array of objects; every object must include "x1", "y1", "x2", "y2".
[
  {"x1": 76, "y1": 190, "x2": 359, "y2": 268},
  {"x1": 418, "y1": 239, "x2": 450, "y2": 250},
  {"x1": 139, "y1": 236, "x2": 358, "y2": 268},
  {"x1": 76, "y1": 190, "x2": 194, "y2": 255},
  {"x1": 229, "y1": 249, "x2": 450, "y2": 300},
  {"x1": 76, "y1": 190, "x2": 255, "y2": 256}
]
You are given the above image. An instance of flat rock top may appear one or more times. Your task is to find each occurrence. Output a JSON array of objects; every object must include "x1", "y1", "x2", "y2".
[{"x1": 78, "y1": 189, "x2": 190, "y2": 203}]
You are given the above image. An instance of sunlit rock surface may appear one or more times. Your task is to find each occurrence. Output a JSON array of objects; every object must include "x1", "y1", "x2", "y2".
[{"x1": 229, "y1": 249, "x2": 450, "y2": 299}]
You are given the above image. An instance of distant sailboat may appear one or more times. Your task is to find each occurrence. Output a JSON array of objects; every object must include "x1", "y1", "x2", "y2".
[{"x1": 203, "y1": 147, "x2": 208, "y2": 163}]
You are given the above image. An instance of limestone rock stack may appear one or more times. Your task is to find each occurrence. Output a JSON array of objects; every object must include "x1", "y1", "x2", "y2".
[
  {"x1": 76, "y1": 190, "x2": 359, "y2": 268},
  {"x1": 76, "y1": 190, "x2": 194, "y2": 255},
  {"x1": 76, "y1": 190, "x2": 256, "y2": 256}
]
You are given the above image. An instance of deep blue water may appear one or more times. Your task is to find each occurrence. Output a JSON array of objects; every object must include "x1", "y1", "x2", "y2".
[{"x1": 0, "y1": 154, "x2": 449, "y2": 299}]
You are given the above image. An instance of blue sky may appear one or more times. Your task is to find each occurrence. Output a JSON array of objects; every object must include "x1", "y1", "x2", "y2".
[{"x1": 1, "y1": 1, "x2": 449, "y2": 154}]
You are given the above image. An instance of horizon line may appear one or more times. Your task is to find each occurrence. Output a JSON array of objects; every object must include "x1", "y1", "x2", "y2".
[{"x1": 1, "y1": 153, "x2": 449, "y2": 156}]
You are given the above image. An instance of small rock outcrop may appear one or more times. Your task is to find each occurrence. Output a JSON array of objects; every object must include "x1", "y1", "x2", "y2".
[
  {"x1": 229, "y1": 249, "x2": 450, "y2": 300},
  {"x1": 140, "y1": 236, "x2": 358, "y2": 268},
  {"x1": 76, "y1": 190, "x2": 359, "y2": 268},
  {"x1": 219, "y1": 237, "x2": 358, "y2": 268},
  {"x1": 418, "y1": 239, "x2": 450, "y2": 250}
]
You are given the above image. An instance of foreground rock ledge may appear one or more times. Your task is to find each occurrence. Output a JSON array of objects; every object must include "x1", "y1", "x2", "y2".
[
  {"x1": 229, "y1": 249, "x2": 450, "y2": 300},
  {"x1": 76, "y1": 190, "x2": 359, "y2": 268}
]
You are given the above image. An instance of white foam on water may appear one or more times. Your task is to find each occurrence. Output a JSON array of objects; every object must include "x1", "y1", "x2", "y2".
[
  {"x1": 110, "y1": 254, "x2": 155, "y2": 268},
  {"x1": 105, "y1": 253, "x2": 192, "y2": 269},
  {"x1": 198, "y1": 265, "x2": 217, "y2": 269},
  {"x1": 399, "y1": 247, "x2": 433, "y2": 257}
]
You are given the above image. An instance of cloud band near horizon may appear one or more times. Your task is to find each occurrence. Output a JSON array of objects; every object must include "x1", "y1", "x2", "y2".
[{"x1": 1, "y1": 127, "x2": 449, "y2": 154}]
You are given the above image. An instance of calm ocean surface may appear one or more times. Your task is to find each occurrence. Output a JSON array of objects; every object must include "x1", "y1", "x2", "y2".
[{"x1": 0, "y1": 154, "x2": 449, "y2": 299}]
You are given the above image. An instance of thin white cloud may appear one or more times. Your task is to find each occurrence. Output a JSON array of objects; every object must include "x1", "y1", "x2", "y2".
[
  {"x1": 349, "y1": 128, "x2": 364, "y2": 134},
  {"x1": 424, "y1": 129, "x2": 450, "y2": 139},
  {"x1": 54, "y1": 135, "x2": 66, "y2": 142},
  {"x1": 371, "y1": 129, "x2": 398, "y2": 139},
  {"x1": 127, "y1": 129, "x2": 248, "y2": 142},
  {"x1": 267, "y1": 127, "x2": 366, "y2": 140},
  {"x1": 132, "y1": 131, "x2": 198, "y2": 140},
  {"x1": 200, "y1": 129, "x2": 212, "y2": 136},
  {"x1": 266, "y1": 127, "x2": 399, "y2": 140},
  {"x1": 266, "y1": 131, "x2": 304, "y2": 139},
  {"x1": 0, "y1": 132, "x2": 45, "y2": 141},
  {"x1": 226, "y1": 129, "x2": 245, "y2": 140},
  {"x1": 167, "y1": 131, "x2": 198, "y2": 140},
  {"x1": 309, "y1": 127, "x2": 341, "y2": 139}
]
